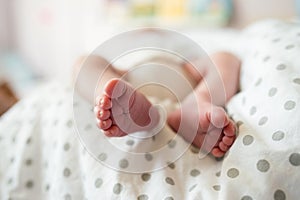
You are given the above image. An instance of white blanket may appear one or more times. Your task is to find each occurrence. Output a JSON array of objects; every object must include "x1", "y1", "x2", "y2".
[{"x1": 0, "y1": 20, "x2": 299, "y2": 200}]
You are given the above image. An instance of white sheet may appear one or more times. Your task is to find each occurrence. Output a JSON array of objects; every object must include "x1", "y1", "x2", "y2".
[{"x1": 0, "y1": 20, "x2": 299, "y2": 200}]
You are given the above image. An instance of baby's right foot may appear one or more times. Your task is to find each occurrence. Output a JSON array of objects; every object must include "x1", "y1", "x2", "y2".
[{"x1": 94, "y1": 78, "x2": 160, "y2": 137}]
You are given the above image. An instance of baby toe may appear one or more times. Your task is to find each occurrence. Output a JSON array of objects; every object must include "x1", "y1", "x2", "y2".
[
  {"x1": 104, "y1": 125, "x2": 127, "y2": 137},
  {"x1": 99, "y1": 119, "x2": 112, "y2": 130},
  {"x1": 223, "y1": 121, "x2": 236, "y2": 137},
  {"x1": 100, "y1": 95, "x2": 112, "y2": 109},
  {"x1": 219, "y1": 141, "x2": 229, "y2": 152},
  {"x1": 98, "y1": 109, "x2": 111, "y2": 120},
  {"x1": 212, "y1": 148, "x2": 225, "y2": 158},
  {"x1": 222, "y1": 135, "x2": 234, "y2": 146}
]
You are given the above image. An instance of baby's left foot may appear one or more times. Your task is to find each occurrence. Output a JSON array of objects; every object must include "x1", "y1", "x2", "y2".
[
  {"x1": 94, "y1": 78, "x2": 160, "y2": 137},
  {"x1": 167, "y1": 97, "x2": 236, "y2": 158}
]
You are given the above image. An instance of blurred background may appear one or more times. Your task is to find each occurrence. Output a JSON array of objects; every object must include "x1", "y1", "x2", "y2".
[{"x1": 0, "y1": 0, "x2": 299, "y2": 115}]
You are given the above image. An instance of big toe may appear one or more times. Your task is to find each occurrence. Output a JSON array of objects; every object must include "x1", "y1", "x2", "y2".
[
  {"x1": 210, "y1": 107, "x2": 229, "y2": 129},
  {"x1": 104, "y1": 78, "x2": 127, "y2": 98}
]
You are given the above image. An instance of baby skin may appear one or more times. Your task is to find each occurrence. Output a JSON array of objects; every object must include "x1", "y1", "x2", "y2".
[{"x1": 93, "y1": 52, "x2": 240, "y2": 157}]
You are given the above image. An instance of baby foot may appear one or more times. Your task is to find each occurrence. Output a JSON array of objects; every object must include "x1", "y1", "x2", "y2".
[
  {"x1": 94, "y1": 78, "x2": 160, "y2": 137},
  {"x1": 168, "y1": 99, "x2": 236, "y2": 158}
]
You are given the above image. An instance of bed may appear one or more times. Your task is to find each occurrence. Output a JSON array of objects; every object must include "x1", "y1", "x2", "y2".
[{"x1": 0, "y1": 20, "x2": 299, "y2": 200}]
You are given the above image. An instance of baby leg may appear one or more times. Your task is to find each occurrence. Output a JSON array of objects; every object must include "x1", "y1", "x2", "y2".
[{"x1": 168, "y1": 52, "x2": 240, "y2": 157}]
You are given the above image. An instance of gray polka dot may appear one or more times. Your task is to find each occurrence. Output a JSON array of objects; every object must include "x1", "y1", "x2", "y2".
[
  {"x1": 119, "y1": 159, "x2": 129, "y2": 169},
  {"x1": 84, "y1": 124, "x2": 92, "y2": 131},
  {"x1": 12, "y1": 136, "x2": 16, "y2": 143},
  {"x1": 258, "y1": 116, "x2": 268, "y2": 126},
  {"x1": 64, "y1": 194, "x2": 72, "y2": 200},
  {"x1": 137, "y1": 194, "x2": 149, "y2": 200},
  {"x1": 293, "y1": 78, "x2": 300, "y2": 85},
  {"x1": 25, "y1": 159, "x2": 32, "y2": 166},
  {"x1": 64, "y1": 143, "x2": 70, "y2": 151},
  {"x1": 285, "y1": 44, "x2": 295, "y2": 49},
  {"x1": 165, "y1": 177, "x2": 175, "y2": 185},
  {"x1": 164, "y1": 197, "x2": 174, "y2": 200},
  {"x1": 10, "y1": 157, "x2": 14, "y2": 164},
  {"x1": 113, "y1": 183, "x2": 123, "y2": 195},
  {"x1": 212, "y1": 185, "x2": 221, "y2": 191},
  {"x1": 168, "y1": 139, "x2": 176, "y2": 148},
  {"x1": 167, "y1": 162, "x2": 175, "y2": 169},
  {"x1": 26, "y1": 137, "x2": 32, "y2": 145},
  {"x1": 249, "y1": 106, "x2": 257, "y2": 115},
  {"x1": 274, "y1": 189, "x2": 286, "y2": 200},
  {"x1": 255, "y1": 78, "x2": 262, "y2": 86},
  {"x1": 272, "y1": 38, "x2": 281, "y2": 43},
  {"x1": 141, "y1": 173, "x2": 151, "y2": 182},
  {"x1": 45, "y1": 184, "x2": 50, "y2": 191},
  {"x1": 227, "y1": 168, "x2": 239, "y2": 178},
  {"x1": 7, "y1": 178, "x2": 13, "y2": 185},
  {"x1": 57, "y1": 100, "x2": 63, "y2": 106},
  {"x1": 243, "y1": 135, "x2": 254, "y2": 145},
  {"x1": 53, "y1": 120, "x2": 58, "y2": 126},
  {"x1": 268, "y1": 88, "x2": 277, "y2": 97},
  {"x1": 257, "y1": 159, "x2": 270, "y2": 172},
  {"x1": 215, "y1": 171, "x2": 221, "y2": 177},
  {"x1": 190, "y1": 169, "x2": 200, "y2": 177},
  {"x1": 126, "y1": 140, "x2": 135, "y2": 146},
  {"x1": 145, "y1": 153, "x2": 153, "y2": 161},
  {"x1": 66, "y1": 120, "x2": 73, "y2": 128},
  {"x1": 272, "y1": 131, "x2": 285, "y2": 141},
  {"x1": 26, "y1": 180, "x2": 34, "y2": 189},
  {"x1": 189, "y1": 184, "x2": 197, "y2": 192},
  {"x1": 284, "y1": 100, "x2": 296, "y2": 110},
  {"x1": 263, "y1": 56, "x2": 270, "y2": 62},
  {"x1": 94, "y1": 178, "x2": 103, "y2": 188},
  {"x1": 242, "y1": 96, "x2": 246, "y2": 105},
  {"x1": 98, "y1": 153, "x2": 107, "y2": 161},
  {"x1": 289, "y1": 153, "x2": 300, "y2": 166},
  {"x1": 241, "y1": 195, "x2": 253, "y2": 200},
  {"x1": 190, "y1": 145, "x2": 200, "y2": 154},
  {"x1": 63, "y1": 168, "x2": 71, "y2": 177},
  {"x1": 276, "y1": 64, "x2": 286, "y2": 70}
]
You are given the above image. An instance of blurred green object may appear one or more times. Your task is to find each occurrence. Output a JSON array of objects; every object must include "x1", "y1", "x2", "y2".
[
  {"x1": 0, "y1": 52, "x2": 40, "y2": 95},
  {"x1": 188, "y1": 0, "x2": 232, "y2": 26}
]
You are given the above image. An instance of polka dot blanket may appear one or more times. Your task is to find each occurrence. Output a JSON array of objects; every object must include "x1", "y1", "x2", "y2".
[{"x1": 0, "y1": 20, "x2": 299, "y2": 200}]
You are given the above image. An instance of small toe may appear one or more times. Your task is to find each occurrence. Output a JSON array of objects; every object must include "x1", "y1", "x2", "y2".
[
  {"x1": 104, "y1": 125, "x2": 127, "y2": 137},
  {"x1": 211, "y1": 148, "x2": 225, "y2": 158},
  {"x1": 219, "y1": 141, "x2": 229, "y2": 152},
  {"x1": 99, "y1": 95, "x2": 112, "y2": 109},
  {"x1": 98, "y1": 109, "x2": 110, "y2": 120},
  {"x1": 223, "y1": 121, "x2": 236, "y2": 137},
  {"x1": 222, "y1": 136, "x2": 234, "y2": 146},
  {"x1": 99, "y1": 119, "x2": 112, "y2": 130}
]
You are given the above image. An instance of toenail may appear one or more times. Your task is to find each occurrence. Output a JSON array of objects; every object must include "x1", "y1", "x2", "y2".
[{"x1": 99, "y1": 110, "x2": 103, "y2": 117}]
